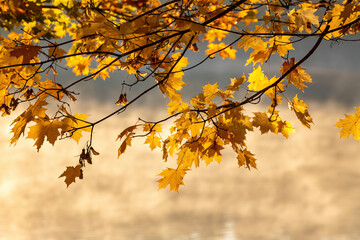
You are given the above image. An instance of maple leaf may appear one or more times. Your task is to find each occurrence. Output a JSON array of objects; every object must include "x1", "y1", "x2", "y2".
[
  {"x1": 118, "y1": 134, "x2": 133, "y2": 157},
  {"x1": 281, "y1": 58, "x2": 297, "y2": 76},
  {"x1": 48, "y1": 44, "x2": 67, "y2": 61},
  {"x1": 145, "y1": 134, "x2": 162, "y2": 150},
  {"x1": 10, "y1": 99, "x2": 48, "y2": 145},
  {"x1": 62, "y1": 113, "x2": 92, "y2": 143},
  {"x1": 276, "y1": 120, "x2": 295, "y2": 139},
  {"x1": 227, "y1": 75, "x2": 246, "y2": 91},
  {"x1": 9, "y1": 45, "x2": 40, "y2": 64},
  {"x1": 205, "y1": 29, "x2": 227, "y2": 43},
  {"x1": 237, "y1": 26, "x2": 270, "y2": 52},
  {"x1": 281, "y1": 60, "x2": 312, "y2": 91},
  {"x1": 247, "y1": 66, "x2": 269, "y2": 91},
  {"x1": 157, "y1": 167, "x2": 190, "y2": 192},
  {"x1": 37, "y1": 78, "x2": 65, "y2": 100},
  {"x1": 204, "y1": 140, "x2": 224, "y2": 165},
  {"x1": 59, "y1": 165, "x2": 83, "y2": 187},
  {"x1": 271, "y1": 36, "x2": 295, "y2": 57},
  {"x1": 291, "y1": 95, "x2": 313, "y2": 128},
  {"x1": 143, "y1": 123, "x2": 162, "y2": 133},
  {"x1": 163, "y1": 137, "x2": 179, "y2": 157},
  {"x1": 162, "y1": 139, "x2": 169, "y2": 161},
  {"x1": 252, "y1": 112, "x2": 276, "y2": 134},
  {"x1": 116, "y1": 125, "x2": 138, "y2": 141},
  {"x1": 335, "y1": 107, "x2": 360, "y2": 141},
  {"x1": 66, "y1": 56, "x2": 92, "y2": 76},
  {"x1": 27, "y1": 118, "x2": 64, "y2": 151},
  {"x1": 203, "y1": 83, "x2": 219, "y2": 102},
  {"x1": 205, "y1": 43, "x2": 236, "y2": 59},
  {"x1": 340, "y1": 2, "x2": 355, "y2": 23},
  {"x1": 167, "y1": 100, "x2": 190, "y2": 115},
  {"x1": 237, "y1": 148, "x2": 257, "y2": 169},
  {"x1": 289, "y1": 6, "x2": 319, "y2": 33}
]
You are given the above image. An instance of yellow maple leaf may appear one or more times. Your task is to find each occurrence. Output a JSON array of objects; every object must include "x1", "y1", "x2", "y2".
[
  {"x1": 205, "y1": 43, "x2": 236, "y2": 59},
  {"x1": 203, "y1": 82, "x2": 219, "y2": 102},
  {"x1": 237, "y1": 148, "x2": 257, "y2": 169},
  {"x1": 270, "y1": 36, "x2": 295, "y2": 57},
  {"x1": 167, "y1": 100, "x2": 190, "y2": 115},
  {"x1": 157, "y1": 167, "x2": 189, "y2": 192},
  {"x1": 289, "y1": 5, "x2": 319, "y2": 33},
  {"x1": 48, "y1": 44, "x2": 67, "y2": 61},
  {"x1": 227, "y1": 75, "x2": 246, "y2": 91},
  {"x1": 164, "y1": 137, "x2": 179, "y2": 157},
  {"x1": 157, "y1": 75, "x2": 183, "y2": 102},
  {"x1": 281, "y1": 59, "x2": 312, "y2": 91},
  {"x1": 291, "y1": 95, "x2": 313, "y2": 128},
  {"x1": 237, "y1": 26, "x2": 269, "y2": 52},
  {"x1": 335, "y1": 107, "x2": 360, "y2": 141},
  {"x1": 276, "y1": 120, "x2": 295, "y2": 138},
  {"x1": 204, "y1": 140, "x2": 224, "y2": 165},
  {"x1": 37, "y1": 78, "x2": 65, "y2": 100},
  {"x1": 66, "y1": 55, "x2": 92, "y2": 76},
  {"x1": 62, "y1": 113, "x2": 91, "y2": 143},
  {"x1": 204, "y1": 29, "x2": 227, "y2": 43},
  {"x1": 27, "y1": 118, "x2": 64, "y2": 151},
  {"x1": 247, "y1": 66, "x2": 269, "y2": 91},
  {"x1": 143, "y1": 123, "x2": 162, "y2": 133},
  {"x1": 59, "y1": 165, "x2": 82, "y2": 187},
  {"x1": 10, "y1": 99, "x2": 48, "y2": 145},
  {"x1": 145, "y1": 134, "x2": 162, "y2": 150},
  {"x1": 252, "y1": 112, "x2": 277, "y2": 134}
]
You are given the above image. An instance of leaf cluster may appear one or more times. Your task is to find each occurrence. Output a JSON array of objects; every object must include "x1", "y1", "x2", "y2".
[{"x1": 0, "y1": 0, "x2": 359, "y2": 189}]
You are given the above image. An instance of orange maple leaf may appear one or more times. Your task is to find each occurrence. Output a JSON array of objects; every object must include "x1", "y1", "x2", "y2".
[{"x1": 9, "y1": 45, "x2": 40, "y2": 64}]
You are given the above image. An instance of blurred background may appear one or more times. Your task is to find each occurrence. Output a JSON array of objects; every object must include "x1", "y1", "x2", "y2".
[{"x1": 0, "y1": 35, "x2": 360, "y2": 240}]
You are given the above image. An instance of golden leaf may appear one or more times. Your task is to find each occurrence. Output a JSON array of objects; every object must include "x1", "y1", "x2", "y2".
[
  {"x1": 157, "y1": 167, "x2": 190, "y2": 192},
  {"x1": 203, "y1": 83, "x2": 219, "y2": 102},
  {"x1": 27, "y1": 118, "x2": 64, "y2": 151},
  {"x1": 10, "y1": 99, "x2": 48, "y2": 145},
  {"x1": 291, "y1": 95, "x2": 313, "y2": 128},
  {"x1": 247, "y1": 66, "x2": 269, "y2": 91},
  {"x1": 62, "y1": 113, "x2": 92, "y2": 143},
  {"x1": 237, "y1": 148, "x2": 257, "y2": 169},
  {"x1": 335, "y1": 107, "x2": 360, "y2": 141},
  {"x1": 145, "y1": 134, "x2": 161, "y2": 150},
  {"x1": 227, "y1": 75, "x2": 246, "y2": 91},
  {"x1": 252, "y1": 112, "x2": 276, "y2": 134},
  {"x1": 118, "y1": 134, "x2": 133, "y2": 157},
  {"x1": 205, "y1": 43, "x2": 236, "y2": 59},
  {"x1": 59, "y1": 165, "x2": 83, "y2": 187},
  {"x1": 116, "y1": 125, "x2": 138, "y2": 141}
]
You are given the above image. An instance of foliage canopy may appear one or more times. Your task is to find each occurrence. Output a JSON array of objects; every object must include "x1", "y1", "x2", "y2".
[{"x1": 0, "y1": 0, "x2": 359, "y2": 190}]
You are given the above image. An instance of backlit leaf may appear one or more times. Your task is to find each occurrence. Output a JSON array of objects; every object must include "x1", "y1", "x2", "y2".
[
  {"x1": 157, "y1": 167, "x2": 190, "y2": 192},
  {"x1": 335, "y1": 107, "x2": 360, "y2": 141}
]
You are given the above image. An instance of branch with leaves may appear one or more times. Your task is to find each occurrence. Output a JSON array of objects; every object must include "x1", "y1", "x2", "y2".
[{"x1": 0, "y1": 0, "x2": 359, "y2": 190}]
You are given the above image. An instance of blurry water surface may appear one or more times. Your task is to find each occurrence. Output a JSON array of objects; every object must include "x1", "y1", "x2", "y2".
[{"x1": 1, "y1": 101, "x2": 360, "y2": 240}]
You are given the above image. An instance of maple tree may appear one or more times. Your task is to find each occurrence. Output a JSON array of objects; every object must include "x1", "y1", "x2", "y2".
[{"x1": 0, "y1": 0, "x2": 359, "y2": 191}]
